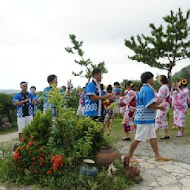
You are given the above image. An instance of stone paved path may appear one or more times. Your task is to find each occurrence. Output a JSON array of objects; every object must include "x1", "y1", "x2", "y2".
[
  {"x1": 0, "y1": 132, "x2": 18, "y2": 142},
  {"x1": 129, "y1": 156, "x2": 190, "y2": 190},
  {"x1": 116, "y1": 141, "x2": 190, "y2": 164}
]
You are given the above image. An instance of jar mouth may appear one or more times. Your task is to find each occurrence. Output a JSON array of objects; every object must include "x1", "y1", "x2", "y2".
[
  {"x1": 101, "y1": 146, "x2": 111, "y2": 149},
  {"x1": 83, "y1": 159, "x2": 95, "y2": 164}
]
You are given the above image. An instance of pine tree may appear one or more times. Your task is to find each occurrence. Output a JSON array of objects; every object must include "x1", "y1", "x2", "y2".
[
  {"x1": 125, "y1": 8, "x2": 190, "y2": 84},
  {"x1": 65, "y1": 34, "x2": 108, "y2": 82}
]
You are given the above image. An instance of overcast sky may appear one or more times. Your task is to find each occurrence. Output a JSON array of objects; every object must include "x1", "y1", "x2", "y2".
[{"x1": 0, "y1": 0, "x2": 190, "y2": 91}]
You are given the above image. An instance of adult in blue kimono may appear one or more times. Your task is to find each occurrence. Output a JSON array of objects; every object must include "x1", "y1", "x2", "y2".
[{"x1": 84, "y1": 68, "x2": 114, "y2": 120}]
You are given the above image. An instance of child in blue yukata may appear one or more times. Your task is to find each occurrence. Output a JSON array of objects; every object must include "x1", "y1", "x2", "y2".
[
  {"x1": 43, "y1": 74, "x2": 71, "y2": 117},
  {"x1": 30, "y1": 86, "x2": 41, "y2": 116},
  {"x1": 12, "y1": 82, "x2": 35, "y2": 142},
  {"x1": 127, "y1": 72, "x2": 170, "y2": 162},
  {"x1": 84, "y1": 68, "x2": 114, "y2": 121}
]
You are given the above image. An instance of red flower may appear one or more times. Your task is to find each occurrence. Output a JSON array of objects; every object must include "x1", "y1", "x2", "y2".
[
  {"x1": 47, "y1": 170, "x2": 52, "y2": 174},
  {"x1": 13, "y1": 152, "x2": 22, "y2": 160},
  {"x1": 21, "y1": 168, "x2": 24, "y2": 170},
  {"x1": 34, "y1": 169, "x2": 38, "y2": 173},
  {"x1": 51, "y1": 155, "x2": 64, "y2": 170},
  {"x1": 21, "y1": 138, "x2": 25, "y2": 141},
  {"x1": 28, "y1": 141, "x2": 34, "y2": 146},
  {"x1": 32, "y1": 157, "x2": 36, "y2": 161}
]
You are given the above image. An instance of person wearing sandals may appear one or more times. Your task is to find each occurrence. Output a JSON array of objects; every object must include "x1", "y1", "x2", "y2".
[
  {"x1": 127, "y1": 72, "x2": 169, "y2": 163},
  {"x1": 171, "y1": 78, "x2": 189, "y2": 137},
  {"x1": 122, "y1": 81, "x2": 136, "y2": 141},
  {"x1": 155, "y1": 75, "x2": 170, "y2": 139}
]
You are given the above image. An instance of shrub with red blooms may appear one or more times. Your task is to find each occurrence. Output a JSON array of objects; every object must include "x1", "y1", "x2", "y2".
[{"x1": 51, "y1": 155, "x2": 64, "y2": 170}]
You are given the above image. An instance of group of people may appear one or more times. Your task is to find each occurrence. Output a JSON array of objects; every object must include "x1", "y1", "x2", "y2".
[
  {"x1": 12, "y1": 68, "x2": 189, "y2": 162},
  {"x1": 12, "y1": 75, "x2": 71, "y2": 142},
  {"x1": 75, "y1": 69, "x2": 189, "y2": 162}
]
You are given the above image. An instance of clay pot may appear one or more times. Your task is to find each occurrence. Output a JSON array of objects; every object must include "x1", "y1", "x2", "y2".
[{"x1": 95, "y1": 146, "x2": 121, "y2": 168}]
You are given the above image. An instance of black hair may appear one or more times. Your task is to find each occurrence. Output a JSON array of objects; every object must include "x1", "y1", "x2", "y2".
[
  {"x1": 114, "y1": 82, "x2": 120, "y2": 86},
  {"x1": 92, "y1": 68, "x2": 102, "y2": 77},
  {"x1": 107, "y1": 85, "x2": 113, "y2": 93},
  {"x1": 30, "y1": 86, "x2": 36, "y2": 90},
  {"x1": 141, "y1": 72, "x2": 154, "y2": 83},
  {"x1": 20, "y1": 81, "x2": 27, "y2": 86},
  {"x1": 160, "y1": 75, "x2": 168, "y2": 84},
  {"x1": 100, "y1": 84, "x2": 104, "y2": 90},
  {"x1": 125, "y1": 81, "x2": 134, "y2": 88},
  {"x1": 61, "y1": 85, "x2": 66, "y2": 89},
  {"x1": 47, "y1": 74, "x2": 57, "y2": 83}
]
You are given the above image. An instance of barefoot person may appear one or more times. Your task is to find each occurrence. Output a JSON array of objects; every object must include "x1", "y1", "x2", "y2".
[
  {"x1": 12, "y1": 82, "x2": 34, "y2": 142},
  {"x1": 127, "y1": 72, "x2": 169, "y2": 162}
]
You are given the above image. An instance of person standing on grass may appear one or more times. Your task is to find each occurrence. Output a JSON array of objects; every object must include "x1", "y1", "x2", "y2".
[
  {"x1": 171, "y1": 78, "x2": 189, "y2": 137},
  {"x1": 84, "y1": 68, "x2": 114, "y2": 121},
  {"x1": 122, "y1": 81, "x2": 136, "y2": 141},
  {"x1": 12, "y1": 82, "x2": 34, "y2": 142},
  {"x1": 30, "y1": 86, "x2": 41, "y2": 116},
  {"x1": 155, "y1": 75, "x2": 170, "y2": 139},
  {"x1": 103, "y1": 85, "x2": 115, "y2": 135},
  {"x1": 127, "y1": 72, "x2": 169, "y2": 162}
]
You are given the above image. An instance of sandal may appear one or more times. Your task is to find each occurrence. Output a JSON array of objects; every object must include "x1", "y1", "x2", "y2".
[
  {"x1": 155, "y1": 156, "x2": 170, "y2": 162},
  {"x1": 176, "y1": 132, "x2": 183, "y2": 137},
  {"x1": 160, "y1": 136, "x2": 170, "y2": 139},
  {"x1": 130, "y1": 158, "x2": 139, "y2": 163},
  {"x1": 122, "y1": 137, "x2": 131, "y2": 141}
]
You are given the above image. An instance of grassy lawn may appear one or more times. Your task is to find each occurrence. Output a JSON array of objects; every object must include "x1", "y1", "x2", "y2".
[{"x1": 105, "y1": 108, "x2": 190, "y2": 146}]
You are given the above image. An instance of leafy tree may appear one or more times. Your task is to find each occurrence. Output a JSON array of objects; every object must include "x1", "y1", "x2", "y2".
[
  {"x1": 0, "y1": 93, "x2": 16, "y2": 123},
  {"x1": 125, "y1": 8, "x2": 190, "y2": 84},
  {"x1": 65, "y1": 34, "x2": 108, "y2": 82}
]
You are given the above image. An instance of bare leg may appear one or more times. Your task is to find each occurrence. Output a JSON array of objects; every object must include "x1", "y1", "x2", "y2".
[
  {"x1": 149, "y1": 138, "x2": 160, "y2": 158},
  {"x1": 19, "y1": 133, "x2": 22, "y2": 142},
  {"x1": 104, "y1": 122, "x2": 110, "y2": 135},
  {"x1": 164, "y1": 128, "x2": 169, "y2": 136},
  {"x1": 125, "y1": 132, "x2": 130, "y2": 138},
  {"x1": 181, "y1": 127, "x2": 185, "y2": 135},
  {"x1": 150, "y1": 138, "x2": 169, "y2": 161},
  {"x1": 128, "y1": 140, "x2": 140, "y2": 160}
]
